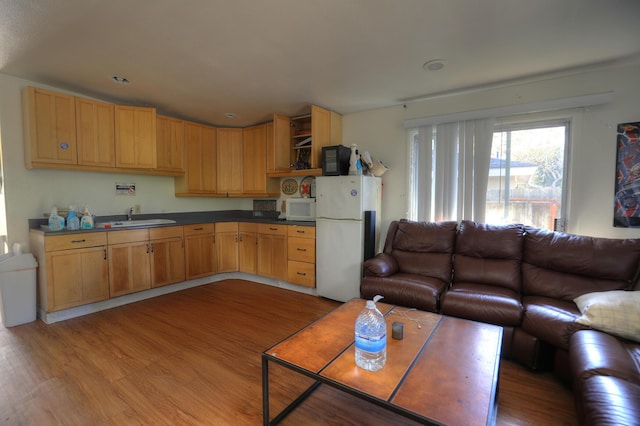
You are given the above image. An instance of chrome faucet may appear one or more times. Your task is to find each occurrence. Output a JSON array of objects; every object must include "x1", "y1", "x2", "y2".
[{"x1": 127, "y1": 206, "x2": 134, "y2": 221}]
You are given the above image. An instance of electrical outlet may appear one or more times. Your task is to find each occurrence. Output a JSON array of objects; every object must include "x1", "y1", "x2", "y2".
[{"x1": 134, "y1": 204, "x2": 141, "y2": 214}]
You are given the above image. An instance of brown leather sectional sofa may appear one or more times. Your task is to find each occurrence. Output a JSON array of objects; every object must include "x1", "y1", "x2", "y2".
[{"x1": 361, "y1": 219, "x2": 640, "y2": 424}]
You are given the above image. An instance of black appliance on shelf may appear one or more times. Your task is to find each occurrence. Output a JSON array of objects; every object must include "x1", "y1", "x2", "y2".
[{"x1": 322, "y1": 145, "x2": 351, "y2": 176}]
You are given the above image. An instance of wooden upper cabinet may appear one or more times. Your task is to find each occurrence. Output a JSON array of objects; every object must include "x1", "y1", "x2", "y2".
[
  {"x1": 310, "y1": 105, "x2": 342, "y2": 169},
  {"x1": 114, "y1": 105, "x2": 157, "y2": 169},
  {"x1": 217, "y1": 128, "x2": 243, "y2": 194},
  {"x1": 242, "y1": 124, "x2": 268, "y2": 194},
  {"x1": 23, "y1": 86, "x2": 77, "y2": 166},
  {"x1": 268, "y1": 114, "x2": 292, "y2": 173},
  {"x1": 175, "y1": 121, "x2": 217, "y2": 195},
  {"x1": 75, "y1": 97, "x2": 116, "y2": 167},
  {"x1": 267, "y1": 105, "x2": 342, "y2": 176},
  {"x1": 156, "y1": 115, "x2": 184, "y2": 174}
]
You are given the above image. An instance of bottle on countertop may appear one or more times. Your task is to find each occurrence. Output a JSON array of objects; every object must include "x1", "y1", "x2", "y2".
[
  {"x1": 48, "y1": 207, "x2": 65, "y2": 231},
  {"x1": 355, "y1": 295, "x2": 387, "y2": 371},
  {"x1": 66, "y1": 208, "x2": 80, "y2": 231},
  {"x1": 80, "y1": 207, "x2": 94, "y2": 229}
]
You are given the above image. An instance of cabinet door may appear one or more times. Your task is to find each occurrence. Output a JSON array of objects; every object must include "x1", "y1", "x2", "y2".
[
  {"x1": 76, "y1": 97, "x2": 116, "y2": 167},
  {"x1": 156, "y1": 115, "x2": 184, "y2": 173},
  {"x1": 23, "y1": 86, "x2": 77, "y2": 166},
  {"x1": 217, "y1": 128, "x2": 243, "y2": 194},
  {"x1": 257, "y1": 234, "x2": 287, "y2": 280},
  {"x1": 178, "y1": 121, "x2": 217, "y2": 194},
  {"x1": 216, "y1": 222, "x2": 238, "y2": 273},
  {"x1": 184, "y1": 233, "x2": 217, "y2": 279},
  {"x1": 242, "y1": 124, "x2": 267, "y2": 194},
  {"x1": 150, "y1": 237, "x2": 185, "y2": 287},
  {"x1": 239, "y1": 231, "x2": 258, "y2": 274},
  {"x1": 310, "y1": 105, "x2": 342, "y2": 169},
  {"x1": 115, "y1": 105, "x2": 157, "y2": 169},
  {"x1": 108, "y1": 241, "x2": 151, "y2": 297},
  {"x1": 46, "y1": 246, "x2": 109, "y2": 311},
  {"x1": 268, "y1": 114, "x2": 292, "y2": 172}
]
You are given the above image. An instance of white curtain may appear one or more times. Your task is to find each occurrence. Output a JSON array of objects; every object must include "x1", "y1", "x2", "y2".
[{"x1": 410, "y1": 118, "x2": 494, "y2": 222}]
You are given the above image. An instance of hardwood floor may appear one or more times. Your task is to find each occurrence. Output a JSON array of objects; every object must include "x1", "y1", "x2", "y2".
[{"x1": 0, "y1": 279, "x2": 576, "y2": 425}]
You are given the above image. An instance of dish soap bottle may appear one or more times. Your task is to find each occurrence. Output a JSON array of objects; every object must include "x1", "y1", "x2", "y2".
[
  {"x1": 355, "y1": 295, "x2": 387, "y2": 371},
  {"x1": 66, "y1": 208, "x2": 80, "y2": 230},
  {"x1": 80, "y1": 207, "x2": 94, "y2": 229},
  {"x1": 48, "y1": 207, "x2": 65, "y2": 231}
]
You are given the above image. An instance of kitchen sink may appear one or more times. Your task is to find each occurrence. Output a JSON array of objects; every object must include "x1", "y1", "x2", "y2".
[{"x1": 96, "y1": 219, "x2": 177, "y2": 228}]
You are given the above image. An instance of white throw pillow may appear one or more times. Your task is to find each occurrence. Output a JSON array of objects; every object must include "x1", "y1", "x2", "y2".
[{"x1": 574, "y1": 290, "x2": 640, "y2": 343}]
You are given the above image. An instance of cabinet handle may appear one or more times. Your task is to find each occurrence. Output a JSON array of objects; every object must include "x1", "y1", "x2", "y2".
[
  {"x1": 70, "y1": 239, "x2": 86, "y2": 243},
  {"x1": 296, "y1": 230, "x2": 305, "y2": 234},
  {"x1": 104, "y1": 249, "x2": 107, "y2": 260},
  {"x1": 146, "y1": 243, "x2": 150, "y2": 254},
  {"x1": 239, "y1": 234, "x2": 243, "y2": 242},
  {"x1": 297, "y1": 248, "x2": 307, "y2": 252},
  {"x1": 194, "y1": 227, "x2": 204, "y2": 231},
  {"x1": 296, "y1": 272, "x2": 307, "y2": 276},
  {"x1": 269, "y1": 227, "x2": 278, "y2": 231},
  {"x1": 150, "y1": 243, "x2": 155, "y2": 253}
]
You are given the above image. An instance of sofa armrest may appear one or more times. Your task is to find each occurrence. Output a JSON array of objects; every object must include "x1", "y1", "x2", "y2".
[{"x1": 364, "y1": 253, "x2": 399, "y2": 277}]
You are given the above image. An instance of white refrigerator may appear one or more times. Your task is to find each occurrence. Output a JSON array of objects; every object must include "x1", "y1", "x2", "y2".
[{"x1": 315, "y1": 175, "x2": 382, "y2": 302}]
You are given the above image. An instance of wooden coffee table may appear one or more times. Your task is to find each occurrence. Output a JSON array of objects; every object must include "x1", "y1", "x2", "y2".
[{"x1": 262, "y1": 299, "x2": 502, "y2": 425}]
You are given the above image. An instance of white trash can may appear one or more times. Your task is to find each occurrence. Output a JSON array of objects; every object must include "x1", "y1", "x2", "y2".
[{"x1": 0, "y1": 253, "x2": 38, "y2": 327}]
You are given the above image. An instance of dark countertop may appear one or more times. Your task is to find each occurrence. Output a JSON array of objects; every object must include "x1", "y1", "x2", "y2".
[{"x1": 29, "y1": 210, "x2": 315, "y2": 235}]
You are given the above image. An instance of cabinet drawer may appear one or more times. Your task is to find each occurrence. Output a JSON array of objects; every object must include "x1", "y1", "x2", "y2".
[
  {"x1": 215, "y1": 222, "x2": 238, "y2": 233},
  {"x1": 258, "y1": 223, "x2": 288, "y2": 236},
  {"x1": 107, "y1": 229, "x2": 150, "y2": 245},
  {"x1": 287, "y1": 225, "x2": 315, "y2": 239},
  {"x1": 45, "y1": 232, "x2": 107, "y2": 251},
  {"x1": 183, "y1": 223, "x2": 214, "y2": 236},
  {"x1": 149, "y1": 225, "x2": 183, "y2": 240},
  {"x1": 287, "y1": 260, "x2": 315, "y2": 288},
  {"x1": 239, "y1": 222, "x2": 258, "y2": 233},
  {"x1": 287, "y1": 237, "x2": 315, "y2": 263}
]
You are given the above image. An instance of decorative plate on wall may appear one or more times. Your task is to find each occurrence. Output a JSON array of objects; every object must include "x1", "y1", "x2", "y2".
[
  {"x1": 299, "y1": 176, "x2": 315, "y2": 197},
  {"x1": 281, "y1": 178, "x2": 298, "y2": 195}
]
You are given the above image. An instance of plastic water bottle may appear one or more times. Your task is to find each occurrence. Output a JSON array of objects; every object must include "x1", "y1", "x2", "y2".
[{"x1": 355, "y1": 295, "x2": 386, "y2": 371}]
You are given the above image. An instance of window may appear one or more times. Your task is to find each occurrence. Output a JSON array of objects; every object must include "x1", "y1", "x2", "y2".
[
  {"x1": 487, "y1": 121, "x2": 568, "y2": 230},
  {"x1": 408, "y1": 118, "x2": 569, "y2": 230}
]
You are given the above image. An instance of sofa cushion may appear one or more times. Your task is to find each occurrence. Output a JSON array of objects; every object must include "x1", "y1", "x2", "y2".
[
  {"x1": 387, "y1": 220, "x2": 458, "y2": 283},
  {"x1": 574, "y1": 290, "x2": 640, "y2": 343},
  {"x1": 570, "y1": 330, "x2": 640, "y2": 386},
  {"x1": 440, "y1": 283, "x2": 523, "y2": 326},
  {"x1": 360, "y1": 273, "x2": 447, "y2": 313},
  {"x1": 521, "y1": 296, "x2": 589, "y2": 350},
  {"x1": 522, "y1": 227, "x2": 640, "y2": 301},
  {"x1": 578, "y1": 375, "x2": 640, "y2": 426},
  {"x1": 452, "y1": 221, "x2": 524, "y2": 293}
]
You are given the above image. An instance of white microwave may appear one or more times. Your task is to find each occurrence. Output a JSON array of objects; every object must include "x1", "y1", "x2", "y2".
[{"x1": 285, "y1": 198, "x2": 316, "y2": 221}]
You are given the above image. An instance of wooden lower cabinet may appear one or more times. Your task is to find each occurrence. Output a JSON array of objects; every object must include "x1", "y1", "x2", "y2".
[
  {"x1": 257, "y1": 224, "x2": 288, "y2": 280},
  {"x1": 30, "y1": 230, "x2": 109, "y2": 313},
  {"x1": 216, "y1": 222, "x2": 239, "y2": 273},
  {"x1": 150, "y1": 226, "x2": 185, "y2": 287},
  {"x1": 287, "y1": 225, "x2": 316, "y2": 287},
  {"x1": 239, "y1": 222, "x2": 258, "y2": 274},
  {"x1": 31, "y1": 222, "x2": 315, "y2": 314},
  {"x1": 184, "y1": 223, "x2": 216, "y2": 279},
  {"x1": 107, "y1": 229, "x2": 151, "y2": 297},
  {"x1": 47, "y1": 246, "x2": 109, "y2": 310}
]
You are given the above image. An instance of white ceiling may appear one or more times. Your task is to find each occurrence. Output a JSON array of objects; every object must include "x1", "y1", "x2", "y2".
[{"x1": 1, "y1": 0, "x2": 639, "y2": 127}]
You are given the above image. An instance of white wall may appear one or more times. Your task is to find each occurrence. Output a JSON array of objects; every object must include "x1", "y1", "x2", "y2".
[
  {"x1": 0, "y1": 74, "x2": 251, "y2": 252},
  {"x1": 342, "y1": 59, "x2": 640, "y2": 240},
  {"x1": 3, "y1": 60, "x2": 640, "y2": 254}
]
